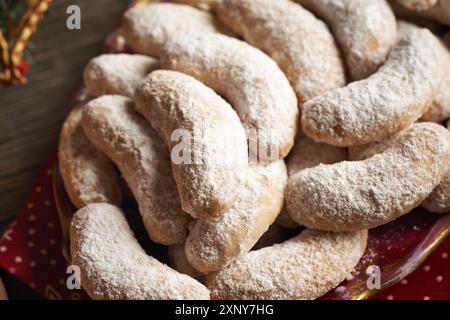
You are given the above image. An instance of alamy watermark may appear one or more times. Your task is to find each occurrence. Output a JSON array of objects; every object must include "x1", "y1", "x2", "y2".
[
  {"x1": 169, "y1": 126, "x2": 283, "y2": 165},
  {"x1": 66, "y1": 5, "x2": 81, "y2": 30}
]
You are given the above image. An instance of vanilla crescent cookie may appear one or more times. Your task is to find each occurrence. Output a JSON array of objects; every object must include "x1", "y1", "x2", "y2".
[
  {"x1": 215, "y1": 0, "x2": 346, "y2": 104},
  {"x1": 294, "y1": 0, "x2": 397, "y2": 80},
  {"x1": 58, "y1": 105, "x2": 122, "y2": 209},
  {"x1": 83, "y1": 54, "x2": 159, "y2": 97},
  {"x1": 135, "y1": 70, "x2": 248, "y2": 220},
  {"x1": 350, "y1": 126, "x2": 450, "y2": 214},
  {"x1": 421, "y1": 32, "x2": 450, "y2": 123},
  {"x1": 302, "y1": 23, "x2": 444, "y2": 147},
  {"x1": 276, "y1": 131, "x2": 348, "y2": 229},
  {"x1": 161, "y1": 32, "x2": 298, "y2": 160},
  {"x1": 287, "y1": 123, "x2": 450, "y2": 231},
  {"x1": 70, "y1": 203, "x2": 209, "y2": 299},
  {"x1": 81, "y1": 95, "x2": 190, "y2": 245},
  {"x1": 121, "y1": 3, "x2": 219, "y2": 57},
  {"x1": 185, "y1": 160, "x2": 287, "y2": 273},
  {"x1": 206, "y1": 229, "x2": 367, "y2": 300}
]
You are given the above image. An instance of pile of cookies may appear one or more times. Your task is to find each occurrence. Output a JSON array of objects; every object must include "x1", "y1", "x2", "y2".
[{"x1": 58, "y1": 0, "x2": 450, "y2": 300}]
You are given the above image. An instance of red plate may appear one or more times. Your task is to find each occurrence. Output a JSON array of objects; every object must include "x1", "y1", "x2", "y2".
[{"x1": 54, "y1": 0, "x2": 450, "y2": 300}]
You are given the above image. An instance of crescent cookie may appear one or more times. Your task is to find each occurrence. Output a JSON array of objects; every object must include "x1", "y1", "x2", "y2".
[
  {"x1": 294, "y1": 0, "x2": 397, "y2": 80},
  {"x1": 120, "y1": 3, "x2": 219, "y2": 57},
  {"x1": 135, "y1": 70, "x2": 248, "y2": 220},
  {"x1": 161, "y1": 32, "x2": 298, "y2": 160},
  {"x1": 206, "y1": 229, "x2": 367, "y2": 300},
  {"x1": 350, "y1": 126, "x2": 450, "y2": 214},
  {"x1": 276, "y1": 131, "x2": 348, "y2": 229},
  {"x1": 58, "y1": 105, "x2": 122, "y2": 209},
  {"x1": 215, "y1": 0, "x2": 346, "y2": 104},
  {"x1": 70, "y1": 203, "x2": 210, "y2": 299},
  {"x1": 287, "y1": 123, "x2": 450, "y2": 231},
  {"x1": 83, "y1": 54, "x2": 159, "y2": 97},
  {"x1": 81, "y1": 95, "x2": 190, "y2": 245},
  {"x1": 302, "y1": 23, "x2": 444, "y2": 147},
  {"x1": 421, "y1": 32, "x2": 450, "y2": 123},
  {"x1": 185, "y1": 160, "x2": 287, "y2": 273}
]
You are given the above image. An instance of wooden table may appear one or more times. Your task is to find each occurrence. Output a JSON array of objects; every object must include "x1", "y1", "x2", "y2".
[{"x1": 0, "y1": 0, "x2": 129, "y2": 234}]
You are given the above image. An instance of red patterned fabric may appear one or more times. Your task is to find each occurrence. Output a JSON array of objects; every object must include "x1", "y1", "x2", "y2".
[
  {"x1": 0, "y1": 155, "x2": 88, "y2": 300},
  {"x1": 0, "y1": 154, "x2": 449, "y2": 300}
]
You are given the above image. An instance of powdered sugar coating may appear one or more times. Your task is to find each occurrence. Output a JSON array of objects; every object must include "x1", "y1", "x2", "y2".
[
  {"x1": 134, "y1": 70, "x2": 248, "y2": 220},
  {"x1": 83, "y1": 54, "x2": 159, "y2": 97},
  {"x1": 350, "y1": 125, "x2": 450, "y2": 214},
  {"x1": 295, "y1": 0, "x2": 397, "y2": 80},
  {"x1": 81, "y1": 95, "x2": 190, "y2": 245},
  {"x1": 302, "y1": 24, "x2": 444, "y2": 147},
  {"x1": 421, "y1": 32, "x2": 450, "y2": 123},
  {"x1": 216, "y1": 0, "x2": 346, "y2": 104},
  {"x1": 287, "y1": 123, "x2": 450, "y2": 231},
  {"x1": 276, "y1": 131, "x2": 348, "y2": 229},
  {"x1": 58, "y1": 105, "x2": 122, "y2": 209},
  {"x1": 348, "y1": 127, "x2": 410, "y2": 162},
  {"x1": 70, "y1": 203, "x2": 210, "y2": 300},
  {"x1": 206, "y1": 229, "x2": 367, "y2": 300},
  {"x1": 186, "y1": 160, "x2": 287, "y2": 273},
  {"x1": 120, "y1": 3, "x2": 219, "y2": 57},
  {"x1": 161, "y1": 32, "x2": 298, "y2": 160},
  {"x1": 275, "y1": 131, "x2": 348, "y2": 229}
]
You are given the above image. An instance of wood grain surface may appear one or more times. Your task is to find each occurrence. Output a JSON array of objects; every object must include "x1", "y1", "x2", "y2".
[{"x1": 0, "y1": 0, "x2": 129, "y2": 233}]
